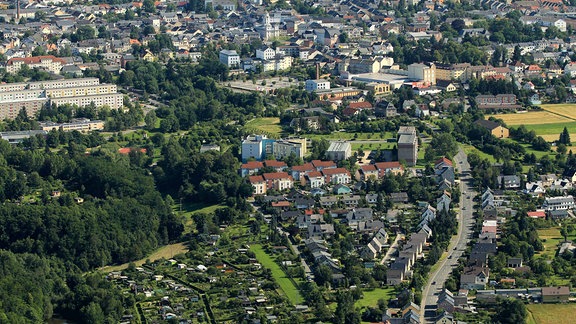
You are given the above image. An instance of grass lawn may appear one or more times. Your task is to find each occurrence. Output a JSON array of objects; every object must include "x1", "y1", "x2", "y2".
[
  {"x1": 522, "y1": 122, "x2": 576, "y2": 142},
  {"x1": 527, "y1": 303, "x2": 576, "y2": 324},
  {"x1": 461, "y1": 144, "x2": 496, "y2": 163},
  {"x1": 101, "y1": 242, "x2": 189, "y2": 272},
  {"x1": 351, "y1": 142, "x2": 395, "y2": 151},
  {"x1": 250, "y1": 244, "x2": 304, "y2": 305},
  {"x1": 179, "y1": 202, "x2": 224, "y2": 233},
  {"x1": 537, "y1": 227, "x2": 566, "y2": 259},
  {"x1": 355, "y1": 287, "x2": 396, "y2": 309},
  {"x1": 520, "y1": 143, "x2": 556, "y2": 159},
  {"x1": 244, "y1": 117, "x2": 282, "y2": 137}
]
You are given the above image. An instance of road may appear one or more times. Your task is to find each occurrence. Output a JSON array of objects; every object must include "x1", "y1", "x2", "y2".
[{"x1": 420, "y1": 148, "x2": 477, "y2": 322}]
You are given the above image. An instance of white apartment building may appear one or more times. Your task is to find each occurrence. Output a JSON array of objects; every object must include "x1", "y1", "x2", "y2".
[
  {"x1": 51, "y1": 93, "x2": 125, "y2": 110},
  {"x1": 219, "y1": 49, "x2": 240, "y2": 68},
  {"x1": 256, "y1": 46, "x2": 276, "y2": 60},
  {"x1": 543, "y1": 195, "x2": 575, "y2": 211},
  {"x1": 272, "y1": 138, "x2": 306, "y2": 160},
  {"x1": 45, "y1": 84, "x2": 117, "y2": 98}
]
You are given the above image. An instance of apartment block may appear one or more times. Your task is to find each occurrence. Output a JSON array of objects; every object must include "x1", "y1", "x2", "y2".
[
  {"x1": 50, "y1": 93, "x2": 124, "y2": 110},
  {"x1": 398, "y1": 126, "x2": 418, "y2": 166},
  {"x1": 6, "y1": 55, "x2": 66, "y2": 74}
]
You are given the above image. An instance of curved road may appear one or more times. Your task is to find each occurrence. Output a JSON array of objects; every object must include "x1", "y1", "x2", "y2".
[{"x1": 420, "y1": 148, "x2": 477, "y2": 322}]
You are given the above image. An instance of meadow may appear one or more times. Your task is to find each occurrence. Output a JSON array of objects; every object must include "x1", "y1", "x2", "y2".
[
  {"x1": 244, "y1": 117, "x2": 283, "y2": 137},
  {"x1": 527, "y1": 303, "x2": 576, "y2": 324}
]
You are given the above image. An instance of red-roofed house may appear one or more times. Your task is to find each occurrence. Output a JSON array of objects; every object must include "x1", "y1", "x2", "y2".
[
  {"x1": 264, "y1": 160, "x2": 288, "y2": 171},
  {"x1": 375, "y1": 162, "x2": 404, "y2": 178},
  {"x1": 322, "y1": 168, "x2": 351, "y2": 184},
  {"x1": 249, "y1": 175, "x2": 266, "y2": 195},
  {"x1": 312, "y1": 160, "x2": 336, "y2": 171},
  {"x1": 263, "y1": 172, "x2": 293, "y2": 191},
  {"x1": 435, "y1": 157, "x2": 453, "y2": 169},
  {"x1": 305, "y1": 171, "x2": 325, "y2": 188},
  {"x1": 527, "y1": 211, "x2": 546, "y2": 219},
  {"x1": 291, "y1": 163, "x2": 315, "y2": 181},
  {"x1": 240, "y1": 161, "x2": 264, "y2": 176},
  {"x1": 356, "y1": 164, "x2": 379, "y2": 181}
]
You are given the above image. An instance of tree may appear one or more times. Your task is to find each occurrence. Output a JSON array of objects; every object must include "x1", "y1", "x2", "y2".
[
  {"x1": 493, "y1": 298, "x2": 527, "y2": 324},
  {"x1": 144, "y1": 111, "x2": 157, "y2": 131},
  {"x1": 559, "y1": 127, "x2": 571, "y2": 145},
  {"x1": 451, "y1": 19, "x2": 466, "y2": 32}
]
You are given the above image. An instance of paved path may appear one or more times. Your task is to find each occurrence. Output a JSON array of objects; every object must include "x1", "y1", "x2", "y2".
[
  {"x1": 420, "y1": 148, "x2": 477, "y2": 322},
  {"x1": 380, "y1": 234, "x2": 404, "y2": 265}
]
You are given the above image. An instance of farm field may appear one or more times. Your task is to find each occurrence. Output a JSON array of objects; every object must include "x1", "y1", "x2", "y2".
[
  {"x1": 527, "y1": 303, "x2": 576, "y2": 324},
  {"x1": 488, "y1": 109, "x2": 576, "y2": 142},
  {"x1": 539, "y1": 104, "x2": 576, "y2": 119},
  {"x1": 244, "y1": 117, "x2": 283, "y2": 137},
  {"x1": 488, "y1": 111, "x2": 571, "y2": 125},
  {"x1": 250, "y1": 244, "x2": 304, "y2": 305}
]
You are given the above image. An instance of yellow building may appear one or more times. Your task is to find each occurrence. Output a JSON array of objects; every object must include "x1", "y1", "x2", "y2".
[
  {"x1": 476, "y1": 119, "x2": 509, "y2": 139},
  {"x1": 366, "y1": 82, "x2": 391, "y2": 95}
]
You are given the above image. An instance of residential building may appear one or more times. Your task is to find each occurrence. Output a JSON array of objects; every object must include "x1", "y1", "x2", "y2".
[
  {"x1": 543, "y1": 196, "x2": 575, "y2": 211},
  {"x1": 460, "y1": 266, "x2": 490, "y2": 290},
  {"x1": 475, "y1": 94, "x2": 519, "y2": 110},
  {"x1": 50, "y1": 93, "x2": 125, "y2": 110},
  {"x1": 541, "y1": 286, "x2": 570, "y2": 303},
  {"x1": 322, "y1": 168, "x2": 351, "y2": 184},
  {"x1": 219, "y1": 49, "x2": 240, "y2": 68},
  {"x1": 256, "y1": 46, "x2": 275, "y2": 60},
  {"x1": 476, "y1": 119, "x2": 509, "y2": 138},
  {"x1": 39, "y1": 118, "x2": 104, "y2": 133},
  {"x1": 325, "y1": 141, "x2": 351, "y2": 161},
  {"x1": 398, "y1": 127, "x2": 418, "y2": 166},
  {"x1": 305, "y1": 79, "x2": 330, "y2": 92},
  {"x1": 262, "y1": 172, "x2": 293, "y2": 191},
  {"x1": 249, "y1": 175, "x2": 267, "y2": 195},
  {"x1": 241, "y1": 135, "x2": 274, "y2": 162},
  {"x1": 272, "y1": 138, "x2": 306, "y2": 160},
  {"x1": 6, "y1": 55, "x2": 66, "y2": 74},
  {"x1": 408, "y1": 63, "x2": 436, "y2": 85}
]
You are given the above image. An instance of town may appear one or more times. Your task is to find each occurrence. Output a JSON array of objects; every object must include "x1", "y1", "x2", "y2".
[{"x1": 2, "y1": 0, "x2": 576, "y2": 324}]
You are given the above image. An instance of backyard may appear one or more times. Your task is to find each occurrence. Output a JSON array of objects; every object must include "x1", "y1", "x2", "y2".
[{"x1": 250, "y1": 244, "x2": 304, "y2": 305}]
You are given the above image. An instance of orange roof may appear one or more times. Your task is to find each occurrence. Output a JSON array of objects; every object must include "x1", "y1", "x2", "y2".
[
  {"x1": 312, "y1": 160, "x2": 336, "y2": 168},
  {"x1": 305, "y1": 209, "x2": 325, "y2": 215},
  {"x1": 307, "y1": 171, "x2": 323, "y2": 177},
  {"x1": 129, "y1": 39, "x2": 141, "y2": 45},
  {"x1": 527, "y1": 211, "x2": 546, "y2": 218},
  {"x1": 322, "y1": 168, "x2": 350, "y2": 176},
  {"x1": 7, "y1": 55, "x2": 66, "y2": 66},
  {"x1": 242, "y1": 161, "x2": 264, "y2": 169},
  {"x1": 263, "y1": 172, "x2": 292, "y2": 180},
  {"x1": 264, "y1": 160, "x2": 287, "y2": 168},
  {"x1": 292, "y1": 163, "x2": 314, "y2": 172},
  {"x1": 132, "y1": 2, "x2": 143, "y2": 8},
  {"x1": 435, "y1": 157, "x2": 453, "y2": 167},
  {"x1": 375, "y1": 161, "x2": 402, "y2": 169},
  {"x1": 361, "y1": 164, "x2": 378, "y2": 172},
  {"x1": 272, "y1": 201, "x2": 291, "y2": 207},
  {"x1": 348, "y1": 101, "x2": 373, "y2": 109},
  {"x1": 118, "y1": 147, "x2": 147, "y2": 154},
  {"x1": 249, "y1": 175, "x2": 265, "y2": 183}
]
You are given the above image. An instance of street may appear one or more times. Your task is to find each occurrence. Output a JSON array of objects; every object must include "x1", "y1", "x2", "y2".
[{"x1": 420, "y1": 148, "x2": 477, "y2": 322}]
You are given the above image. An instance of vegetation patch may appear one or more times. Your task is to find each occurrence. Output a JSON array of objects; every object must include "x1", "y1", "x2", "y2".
[
  {"x1": 539, "y1": 104, "x2": 576, "y2": 120},
  {"x1": 101, "y1": 242, "x2": 189, "y2": 272},
  {"x1": 488, "y1": 111, "x2": 571, "y2": 125},
  {"x1": 250, "y1": 244, "x2": 304, "y2": 305},
  {"x1": 527, "y1": 304, "x2": 576, "y2": 324},
  {"x1": 244, "y1": 117, "x2": 282, "y2": 137},
  {"x1": 354, "y1": 287, "x2": 396, "y2": 309}
]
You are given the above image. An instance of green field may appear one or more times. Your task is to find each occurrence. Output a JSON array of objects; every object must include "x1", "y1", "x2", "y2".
[
  {"x1": 535, "y1": 227, "x2": 576, "y2": 259},
  {"x1": 355, "y1": 287, "x2": 396, "y2": 309},
  {"x1": 527, "y1": 303, "x2": 576, "y2": 324},
  {"x1": 250, "y1": 244, "x2": 304, "y2": 305},
  {"x1": 522, "y1": 122, "x2": 576, "y2": 142},
  {"x1": 244, "y1": 117, "x2": 282, "y2": 137}
]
